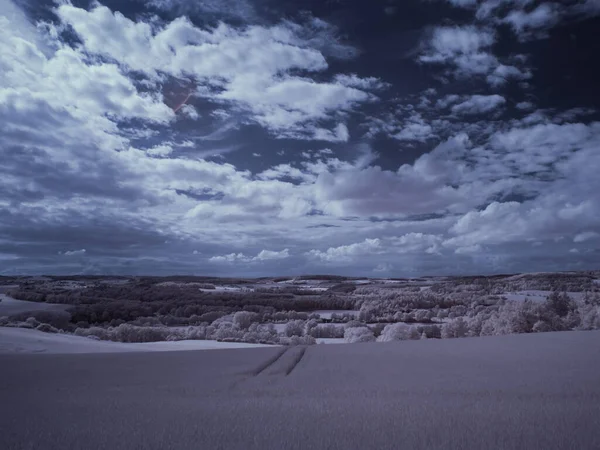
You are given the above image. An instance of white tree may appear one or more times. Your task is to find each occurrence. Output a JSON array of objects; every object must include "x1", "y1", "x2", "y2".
[
  {"x1": 344, "y1": 326, "x2": 375, "y2": 343},
  {"x1": 377, "y1": 323, "x2": 418, "y2": 342},
  {"x1": 441, "y1": 317, "x2": 468, "y2": 339},
  {"x1": 284, "y1": 320, "x2": 305, "y2": 337},
  {"x1": 233, "y1": 311, "x2": 259, "y2": 330}
]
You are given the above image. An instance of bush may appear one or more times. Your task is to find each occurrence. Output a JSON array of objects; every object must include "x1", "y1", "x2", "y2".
[
  {"x1": 284, "y1": 320, "x2": 305, "y2": 337},
  {"x1": 308, "y1": 324, "x2": 344, "y2": 338},
  {"x1": 344, "y1": 326, "x2": 375, "y2": 343},
  {"x1": 25, "y1": 317, "x2": 40, "y2": 327},
  {"x1": 212, "y1": 322, "x2": 244, "y2": 341},
  {"x1": 579, "y1": 305, "x2": 600, "y2": 330},
  {"x1": 279, "y1": 335, "x2": 316, "y2": 346},
  {"x1": 130, "y1": 316, "x2": 162, "y2": 327},
  {"x1": 9, "y1": 310, "x2": 71, "y2": 330},
  {"x1": 74, "y1": 326, "x2": 110, "y2": 340},
  {"x1": 532, "y1": 320, "x2": 552, "y2": 333},
  {"x1": 441, "y1": 317, "x2": 468, "y2": 339},
  {"x1": 309, "y1": 324, "x2": 344, "y2": 338},
  {"x1": 420, "y1": 325, "x2": 441, "y2": 339},
  {"x1": 377, "y1": 323, "x2": 420, "y2": 342},
  {"x1": 36, "y1": 323, "x2": 59, "y2": 333},
  {"x1": 74, "y1": 324, "x2": 171, "y2": 342},
  {"x1": 546, "y1": 291, "x2": 575, "y2": 318},
  {"x1": 344, "y1": 320, "x2": 367, "y2": 329},
  {"x1": 111, "y1": 324, "x2": 172, "y2": 342},
  {"x1": 242, "y1": 327, "x2": 279, "y2": 345},
  {"x1": 180, "y1": 326, "x2": 209, "y2": 340},
  {"x1": 233, "y1": 311, "x2": 260, "y2": 330}
]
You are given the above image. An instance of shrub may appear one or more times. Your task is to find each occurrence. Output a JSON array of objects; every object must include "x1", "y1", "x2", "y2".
[
  {"x1": 344, "y1": 326, "x2": 375, "y2": 343},
  {"x1": 26, "y1": 317, "x2": 40, "y2": 327},
  {"x1": 212, "y1": 322, "x2": 244, "y2": 341},
  {"x1": 73, "y1": 324, "x2": 171, "y2": 342},
  {"x1": 420, "y1": 325, "x2": 441, "y2": 339},
  {"x1": 344, "y1": 320, "x2": 367, "y2": 330},
  {"x1": 9, "y1": 310, "x2": 71, "y2": 330},
  {"x1": 579, "y1": 305, "x2": 600, "y2": 330},
  {"x1": 532, "y1": 320, "x2": 552, "y2": 333},
  {"x1": 179, "y1": 326, "x2": 209, "y2": 340},
  {"x1": 377, "y1": 323, "x2": 420, "y2": 342},
  {"x1": 370, "y1": 322, "x2": 387, "y2": 337},
  {"x1": 279, "y1": 335, "x2": 316, "y2": 346},
  {"x1": 546, "y1": 291, "x2": 574, "y2": 318},
  {"x1": 36, "y1": 323, "x2": 59, "y2": 333},
  {"x1": 308, "y1": 324, "x2": 344, "y2": 338},
  {"x1": 284, "y1": 320, "x2": 305, "y2": 337},
  {"x1": 414, "y1": 309, "x2": 433, "y2": 322},
  {"x1": 441, "y1": 317, "x2": 468, "y2": 339},
  {"x1": 130, "y1": 316, "x2": 162, "y2": 327},
  {"x1": 233, "y1": 311, "x2": 260, "y2": 330},
  {"x1": 111, "y1": 324, "x2": 171, "y2": 342},
  {"x1": 74, "y1": 326, "x2": 110, "y2": 340}
]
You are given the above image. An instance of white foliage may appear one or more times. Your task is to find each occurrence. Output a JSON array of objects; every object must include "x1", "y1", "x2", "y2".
[
  {"x1": 344, "y1": 326, "x2": 375, "y2": 343},
  {"x1": 377, "y1": 323, "x2": 420, "y2": 342}
]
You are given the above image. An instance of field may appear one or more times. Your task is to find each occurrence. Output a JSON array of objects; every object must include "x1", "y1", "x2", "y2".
[{"x1": 1, "y1": 330, "x2": 599, "y2": 449}]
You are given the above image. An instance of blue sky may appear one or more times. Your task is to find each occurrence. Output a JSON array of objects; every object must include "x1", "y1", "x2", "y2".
[{"x1": 1, "y1": 0, "x2": 599, "y2": 276}]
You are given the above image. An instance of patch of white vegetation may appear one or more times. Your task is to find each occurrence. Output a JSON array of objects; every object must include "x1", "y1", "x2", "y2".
[
  {"x1": 199, "y1": 286, "x2": 251, "y2": 292},
  {"x1": 312, "y1": 310, "x2": 359, "y2": 319},
  {"x1": 503, "y1": 290, "x2": 585, "y2": 302}
]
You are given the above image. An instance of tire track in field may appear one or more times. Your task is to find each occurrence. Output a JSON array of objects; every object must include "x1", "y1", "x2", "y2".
[
  {"x1": 285, "y1": 347, "x2": 306, "y2": 376},
  {"x1": 251, "y1": 347, "x2": 288, "y2": 376}
]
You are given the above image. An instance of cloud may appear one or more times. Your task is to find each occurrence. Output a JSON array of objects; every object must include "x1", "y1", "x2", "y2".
[
  {"x1": 487, "y1": 64, "x2": 531, "y2": 86},
  {"x1": 334, "y1": 74, "x2": 390, "y2": 91},
  {"x1": 442, "y1": 126, "x2": 600, "y2": 251},
  {"x1": 306, "y1": 238, "x2": 381, "y2": 263},
  {"x1": 451, "y1": 95, "x2": 506, "y2": 115},
  {"x1": 445, "y1": 0, "x2": 600, "y2": 40},
  {"x1": 573, "y1": 232, "x2": 599, "y2": 243},
  {"x1": 210, "y1": 248, "x2": 290, "y2": 263},
  {"x1": 436, "y1": 94, "x2": 461, "y2": 109},
  {"x1": 516, "y1": 101, "x2": 535, "y2": 110},
  {"x1": 392, "y1": 113, "x2": 434, "y2": 142},
  {"x1": 445, "y1": 0, "x2": 478, "y2": 6},
  {"x1": 390, "y1": 233, "x2": 443, "y2": 254},
  {"x1": 63, "y1": 249, "x2": 87, "y2": 256},
  {"x1": 421, "y1": 26, "x2": 496, "y2": 59},
  {"x1": 418, "y1": 25, "x2": 530, "y2": 85},
  {"x1": 147, "y1": 0, "x2": 259, "y2": 22},
  {"x1": 290, "y1": 122, "x2": 350, "y2": 143},
  {"x1": 373, "y1": 262, "x2": 393, "y2": 273},
  {"x1": 504, "y1": 3, "x2": 562, "y2": 39},
  {"x1": 56, "y1": 4, "x2": 373, "y2": 140},
  {"x1": 209, "y1": 252, "x2": 250, "y2": 263},
  {"x1": 314, "y1": 135, "x2": 474, "y2": 217},
  {"x1": 254, "y1": 248, "x2": 290, "y2": 261}
]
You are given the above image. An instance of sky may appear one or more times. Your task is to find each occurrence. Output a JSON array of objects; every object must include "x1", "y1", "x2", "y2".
[{"x1": 1, "y1": 0, "x2": 599, "y2": 277}]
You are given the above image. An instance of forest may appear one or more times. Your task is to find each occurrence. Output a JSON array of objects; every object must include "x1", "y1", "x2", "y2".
[{"x1": 1, "y1": 271, "x2": 599, "y2": 345}]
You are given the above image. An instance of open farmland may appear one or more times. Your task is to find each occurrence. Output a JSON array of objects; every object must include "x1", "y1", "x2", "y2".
[{"x1": 1, "y1": 330, "x2": 599, "y2": 449}]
